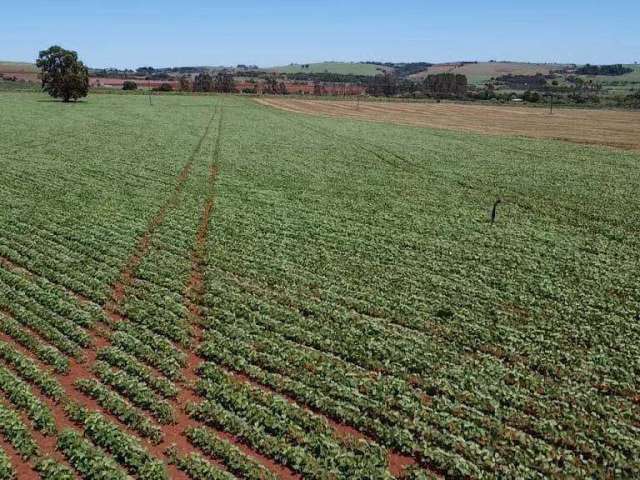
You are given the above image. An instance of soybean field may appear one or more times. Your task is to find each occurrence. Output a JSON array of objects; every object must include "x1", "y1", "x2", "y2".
[{"x1": 0, "y1": 91, "x2": 639, "y2": 479}]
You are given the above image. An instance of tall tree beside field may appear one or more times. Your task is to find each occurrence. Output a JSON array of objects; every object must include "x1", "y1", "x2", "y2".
[
  {"x1": 213, "y1": 72, "x2": 236, "y2": 93},
  {"x1": 192, "y1": 72, "x2": 213, "y2": 92},
  {"x1": 366, "y1": 72, "x2": 399, "y2": 97},
  {"x1": 424, "y1": 73, "x2": 468, "y2": 98},
  {"x1": 178, "y1": 75, "x2": 192, "y2": 92},
  {"x1": 36, "y1": 46, "x2": 89, "y2": 102}
]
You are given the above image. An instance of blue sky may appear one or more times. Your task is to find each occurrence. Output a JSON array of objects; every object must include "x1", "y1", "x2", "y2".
[{"x1": 2, "y1": 0, "x2": 638, "y2": 68}]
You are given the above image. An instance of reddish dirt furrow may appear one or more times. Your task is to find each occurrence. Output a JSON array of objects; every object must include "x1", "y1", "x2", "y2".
[
  {"x1": 164, "y1": 157, "x2": 300, "y2": 479},
  {"x1": 0, "y1": 327, "x2": 184, "y2": 478},
  {"x1": 0, "y1": 395, "x2": 79, "y2": 479},
  {"x1": 106, "y1": 110, "x2": 218, "y2": 322},
  {"x1": 0, "y1": 436, "x2": 37, "y2": 479}
]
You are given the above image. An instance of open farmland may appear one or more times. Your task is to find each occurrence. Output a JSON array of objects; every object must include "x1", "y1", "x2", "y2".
[
  {"x1": 0, "y1": 91, "x2": 639, "y2": 479},
  {"x1": 258, "y1": 98, "x2": 640, "y2": 150}
]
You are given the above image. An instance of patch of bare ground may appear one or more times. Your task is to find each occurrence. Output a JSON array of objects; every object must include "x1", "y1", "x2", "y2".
[{"x1": 256, "y1": 98, "x2": 640, "y2": 151}]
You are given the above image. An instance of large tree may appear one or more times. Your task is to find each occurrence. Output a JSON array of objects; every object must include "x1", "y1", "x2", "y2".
[
  {"x1": 213, "y1": 72, "x2": 236, "y2": 93},
  {"x1": 192, "y1": 72, "x2": 213, "y2": 92},
  {"x1": 36, "y1": 46, "x2": 89, "y2": 102}
]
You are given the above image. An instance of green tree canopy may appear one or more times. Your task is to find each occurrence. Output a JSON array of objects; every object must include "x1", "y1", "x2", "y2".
[{"x1": 36, "y1": 46, "x2": 90, "y2": 102}]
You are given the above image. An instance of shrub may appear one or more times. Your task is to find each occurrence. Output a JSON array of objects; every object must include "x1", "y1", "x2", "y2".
[{"x1": 122, "y1": 81, "x2": 138, "y2": 91}]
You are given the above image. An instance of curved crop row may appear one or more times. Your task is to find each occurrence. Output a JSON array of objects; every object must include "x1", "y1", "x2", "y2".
[
  {"x1": 166, "y1": 447, "x2": 236, "y2": 480},
  {"x1": 74, "y1": 378, "x2": 163, "y2": 444},
  {"x1": 0, "y1": 447, "x2": 14, "y2": 480},
  {"x1": 66, "y1": 404, "x2": 168, "y2": 479},
  {"x1": 0, "y1": 366, "x2": 56, "y2": 435},
  {"x1": 97, "y1": 346, "x2": 178, "y2": 399},
  {"x1": 0, "y1": 340, "x2": 65, "y2": 401},
  {"x1": 0, "y1": 402, "x2": 38, "y2": 459},
  {"x1": 57, "y1": 429, "x2": 127, "y2": 480},
  {"x1": 91, "y1": 360, "x2": 175, "y2": 424},
  {"x1": 0, "y1": 316, "x2": 68, "y2": 374}
]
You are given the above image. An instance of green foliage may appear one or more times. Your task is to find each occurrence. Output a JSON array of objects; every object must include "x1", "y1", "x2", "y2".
[
  {"x1": 186, "y1": 426, "x2": 278, "y2": 480},
  {"x1": 74, "y1": 378, "x2": 164, "y2": 443},
  {"x1": 576, "y1": 64, "x2": 633, "y2": 76},
  {"x1": 166, "y1": 447, "x2": 235, "y2": 480},
  {"x1": 66, "y1": 405, "x2": 168, "y2": 479},
  {"x1": 0, "y1": 366, "x2": 57, "y2": 434},
  {"x1": 36, "y1": 46, "x2": 89, "y2": 102},
  {"x1": 0, "y1": 448, "x2": 14, "y2": 480},
  {"x1": 0, "y1": 403, "x2": 38, "y2": 459},
  {"x1": 122, "y1": 80, "x2": 138, "y2": 91},
  {"x1": 423, "y1": 73, "x2": 468, "y2": 97},
  {"x1": 1, "y1": 93, "x2": 640, "y2": 478},
  {"x1": 57, "y1": 429, "x2": 128, "y2": 480},
  {"x1": 0, "y1": 341, "x2": 65, "y2": 400},
  {"x1": 35, "y1": 457, "x2": 75, "y2": 480}
]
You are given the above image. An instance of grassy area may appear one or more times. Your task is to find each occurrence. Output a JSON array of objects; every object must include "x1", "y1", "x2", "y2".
[
  {"x1": 268, "y1": 61, "x2": 387, "y2": 75},
  {"x1": 1, "y1": 91, "x2": 639, "y2": 478}
]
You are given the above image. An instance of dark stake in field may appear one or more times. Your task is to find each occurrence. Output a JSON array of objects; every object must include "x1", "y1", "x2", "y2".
[{"x1": 490, "y1": 198, "x2": 502, "y2": 224}]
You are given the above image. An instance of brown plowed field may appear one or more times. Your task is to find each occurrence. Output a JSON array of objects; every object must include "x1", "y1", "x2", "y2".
[{"x1": 256, "y1": 98, "x2": 640, "y2": 150}]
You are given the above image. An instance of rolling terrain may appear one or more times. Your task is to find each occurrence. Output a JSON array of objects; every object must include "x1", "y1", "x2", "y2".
[{"x1": 0, "y1": 92, "x2": 639, "y2": 479}]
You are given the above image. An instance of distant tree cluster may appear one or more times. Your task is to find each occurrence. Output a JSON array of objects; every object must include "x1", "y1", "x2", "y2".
[
  {"x1": 495, "y1": 74, "x2": 549, "y2": 90},
  {"x1": 423, "y1": 73, "x2": 468, "y2": 97},
  {"x1": 364, "y1": 72, "x2": 469, "y2": 98},
  {"x1": 191, "y1": 72, "x2": 237, "y2": 93},
  {"x1": 575, "y1": 64, "x2": 633, "y2": 76},
  {"x1": 366, "y1": 72, "x2": 399, "y2": 96},
  {"x1": 286, "y1": 72, "x2": 371, "y2": 84},
  {"x1": 262, "y1": 76, "x2": 288, "y2": 95}
]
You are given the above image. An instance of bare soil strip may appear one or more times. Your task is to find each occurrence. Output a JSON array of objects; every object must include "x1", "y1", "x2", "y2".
[
  {"x1": 256, "y1": 98, "x2": 640, "y2": 151},
  {"x1": 174, "y1": 109, "x2": 301, "y2": 479},
  {"x1": 107, "y1": 109, "x2": 219, "y2": 321}
]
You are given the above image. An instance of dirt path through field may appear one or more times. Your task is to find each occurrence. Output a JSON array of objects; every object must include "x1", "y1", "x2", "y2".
[{"x1": 256, "y1": 98, "x2": 640, "y2": 151}]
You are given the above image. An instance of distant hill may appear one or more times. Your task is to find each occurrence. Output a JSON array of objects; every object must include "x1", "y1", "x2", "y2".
[
  {"x1": 268, "y1": 62, "x2": 389, "y2": 76},
  {"x1": 409, "y1": 62, "x2": 574, "y2": 85},
  {"x1": 0, "y1": 61, "x2": 38, "y2": 74}
]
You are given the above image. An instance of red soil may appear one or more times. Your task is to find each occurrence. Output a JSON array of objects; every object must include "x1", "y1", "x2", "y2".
[
  {"x1": 0, "y1": 436, "x2": 38, "y2": 479},
  {"x1": 388, "y1": 452, "x2": 418, "y2": 478}
]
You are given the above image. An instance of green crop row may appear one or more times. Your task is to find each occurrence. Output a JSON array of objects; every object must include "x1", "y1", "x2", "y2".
[
  {"x1": 66, "y1": 403, "x2": 167, "y2": 479},
  {"x1": 0, "y1": 447, "x2": 14, "y2": 480},
  {"x1": 166, "y1": 447, "x2": 236, "y2": 480},
  {"x1": 185, "y1": 426, "x2": 278, "y2": 480},
  {"x1": 57, "y1": 429, "x2": 128, "y2": 480},
  {"x1": 111, "y1": 324, "x2": 184, "y2": 380},
  {"x1": 0, "y1": 402, "x2": 38, "y2": 459},
  {"x1": 0, "y1": 314, "x2": 68, "y2": 374},
  {"x1": 34, "y1": 457, "x2": 76, "y2": 480},
  {"x1": 0, "y1": 366, "x2": 56, "y2": 435},
  {"x1": 91, "y1": 360, "x2": 175, "y2": 424},
  {"x1": 0, "y1": 341, "x2": 65, "y2": 401},
  {"x1": 74, "y1": 378, "x2": 163, "y2": 444},
  {"x1": 97, "y1": 346, "x2": 178, "y2": 399}
]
